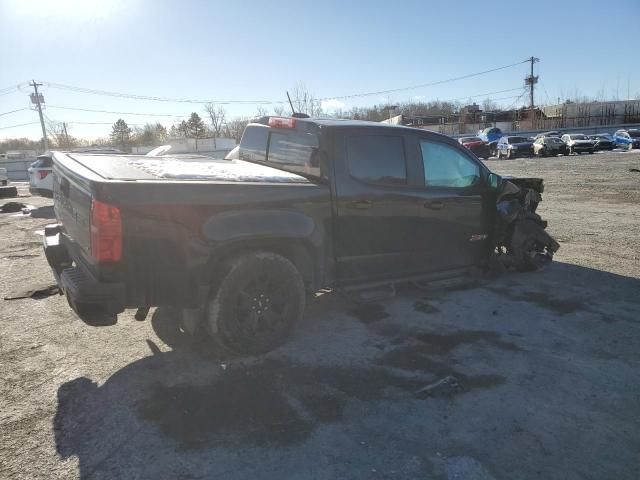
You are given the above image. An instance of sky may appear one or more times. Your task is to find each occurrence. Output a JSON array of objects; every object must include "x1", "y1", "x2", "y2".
[{"x1": 1, "y1": 0, "x2": 639, "y2": 140}]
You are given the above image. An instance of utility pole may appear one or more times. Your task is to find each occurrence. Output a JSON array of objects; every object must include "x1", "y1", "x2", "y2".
[
  {"x1": 29, "y1": 80, "x2": 48, "y2": 151},
  {"x1": 525, "y1": 57, "x2": 539, "y2": 108}
]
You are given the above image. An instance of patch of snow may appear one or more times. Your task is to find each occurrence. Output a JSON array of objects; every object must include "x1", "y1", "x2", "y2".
[{"x1": 128, "y1": 158, "x2": 307, "y2": 183}]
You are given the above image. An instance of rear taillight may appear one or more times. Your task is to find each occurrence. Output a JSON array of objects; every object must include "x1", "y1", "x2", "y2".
[
  {"x1": 38, "y1": 170, "x2": 51, "y2": 179},
  {"x1": 268, "y1": 117, "x2": 296, "y2": 129},
  {"x1": 90, "y1": 199, "x2": 122, "y2": 263}
]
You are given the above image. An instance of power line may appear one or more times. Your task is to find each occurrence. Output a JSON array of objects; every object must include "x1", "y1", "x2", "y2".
[
  {"x1": 504, "y1": 89, "x2": 529, "y2": 111},
  {"x1": 318, "y1": 60, "x2": 530, "y2": 101},
  {"x1": 68, "y1": 121, "x2": 143, "y2": 126},
  {"x1": 45, "y1": 88, "x2": 524, "y2": 119},
  {"x1": 0, "y1": 121, "x2": 41, "y2": 130},
  {"x1": 47, "y1": 105, "x2": 191, "y2": 118},
  {"x1": 0, "y1": 82, "x2": 29, "y2": 96},
  {"x1": 41, "y1": 81, "x2": 283, "y2": 105},
  {"x1": 445, "y1": 87, "x2": 524, "y2": 103},
  {"x1": 0, "y1": 107, "x2": 30, "y2": 117},
  {"x1": 47, "y1": 105, "x2": 190, "y2": 118},
  {"x1": 33, "y1": 60, "x2": 530, "y2": 105}
]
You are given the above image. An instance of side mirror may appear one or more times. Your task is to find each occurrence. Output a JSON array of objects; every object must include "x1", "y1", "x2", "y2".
[{"x1": 488, "y1": 172, "x2": 500, "y2": 189}]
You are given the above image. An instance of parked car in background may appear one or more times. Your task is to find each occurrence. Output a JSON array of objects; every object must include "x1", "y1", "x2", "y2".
[
  {"x1": 0, "y1": 167, "x2": 8, "y2": 186},
  {"x1": 458, "y1": 136, "x2": 490, "y2": 158},
  {"x1": 534, "y1": 130, "x2": 563, "y2": 139},
  {"x1": 533, "y1": 136, "x2": 568, "y2": 156},
  {"x1": 28, "y1": 153, "x2": 54, "y2": 197},
  {"x1": 478, "y1": 127, "x2": 503, "y2": 156},
  {"x1": 613, "y1": 129, "x2": 640, "y2": 150},
  {"x1": 561, "y1": 134, "x2": 595, "y2": 154},
  {"x1": 496, "y1": 136, "x2": 534, "y2": 159},
  {"x1": 589, "y1": 134, "x2": 615, "y2": 151}
]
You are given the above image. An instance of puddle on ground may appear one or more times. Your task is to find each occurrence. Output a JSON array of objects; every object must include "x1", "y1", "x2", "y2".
[
  {"x1": 138, "y1": 358, "x2": 423, "y2": 450},
  {"x1": 138, "y1": 328, "x2": 517, "y2": 451}
]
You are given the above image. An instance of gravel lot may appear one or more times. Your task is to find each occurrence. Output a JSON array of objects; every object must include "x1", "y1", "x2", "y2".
[{"x1": 1, "y1": 150, "x2": 639, "y2": 480}]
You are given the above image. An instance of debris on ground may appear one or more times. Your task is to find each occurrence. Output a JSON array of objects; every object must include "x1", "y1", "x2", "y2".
[
  {"x1": 415, "y1": 375, "x2": 461, "y2": 398},
  {"x1": 630, "y1": 168, "x2": 640, "y2": 173},
  {"x1": 4, "y1": 284, "x2": 60, "y2": 300},
  {"x1": 0, "y1": 202, "x2": 27, "y2": 213},
  {"x1": 0, "y1": 186, "x2": 18, "y2": 198}
]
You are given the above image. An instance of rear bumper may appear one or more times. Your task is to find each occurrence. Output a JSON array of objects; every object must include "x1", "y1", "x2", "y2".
[{"x1": 43, "y1": 224, "x2": 125, "y2": 325}]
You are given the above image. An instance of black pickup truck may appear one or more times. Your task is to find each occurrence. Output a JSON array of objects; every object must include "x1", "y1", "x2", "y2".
[{"x1": 44, "y1": 116, "x2": 559, "y2": 354}]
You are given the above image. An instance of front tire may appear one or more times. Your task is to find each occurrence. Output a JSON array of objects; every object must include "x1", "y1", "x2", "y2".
[{"x1": 206, "y1": 251, "x2": 305, "y2": 355}]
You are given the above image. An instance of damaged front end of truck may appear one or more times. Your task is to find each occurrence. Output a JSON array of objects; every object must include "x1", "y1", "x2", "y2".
[{"x1": 490, "y1": 176, "x2": 560, "y2": 273}]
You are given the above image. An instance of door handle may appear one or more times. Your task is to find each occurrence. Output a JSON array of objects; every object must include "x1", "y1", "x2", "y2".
[
  {"x1": 348, "y1": 200, "x2": 372, "y2": 210},
  {"x1": 425, "y1": 200, "x2": 444, "y2": 210}
]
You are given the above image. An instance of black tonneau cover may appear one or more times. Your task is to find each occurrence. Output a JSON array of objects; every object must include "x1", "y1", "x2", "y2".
[{"x1": 54, "y1": 153, "x2": 310, "y2": 184}]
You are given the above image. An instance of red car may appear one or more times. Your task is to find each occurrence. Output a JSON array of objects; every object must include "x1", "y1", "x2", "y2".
[{"x1": 458, "y1": 136, "x2": 490, "y2": 159}]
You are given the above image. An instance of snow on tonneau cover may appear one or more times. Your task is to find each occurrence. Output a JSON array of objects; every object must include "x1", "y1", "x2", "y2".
[{"x1": 127, "y1": 156, "x2": 310, "y2": 183}]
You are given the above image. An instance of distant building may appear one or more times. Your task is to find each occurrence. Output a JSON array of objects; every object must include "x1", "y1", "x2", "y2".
[{"x1": 382, "y1": 99, "x2": 640, "y2": 137}]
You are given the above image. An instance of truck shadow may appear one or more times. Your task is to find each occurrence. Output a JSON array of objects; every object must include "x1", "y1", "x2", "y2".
[{"x1": 52, "y1": 262, "x2": 640, "y2": 479}]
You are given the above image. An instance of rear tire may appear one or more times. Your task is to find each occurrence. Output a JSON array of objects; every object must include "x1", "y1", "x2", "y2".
[{"x1": 206, "y1": 251, "x2": 305, "y2": 355}]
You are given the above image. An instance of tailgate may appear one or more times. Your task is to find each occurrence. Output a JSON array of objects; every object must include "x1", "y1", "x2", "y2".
[{"x1": 53, "y1": 161, "x2": 93, "y2": 257}]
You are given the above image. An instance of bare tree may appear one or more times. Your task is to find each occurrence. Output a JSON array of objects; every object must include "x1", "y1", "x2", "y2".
[
  {"x1": 255, "y1": 106, "x2": 268, "y2": 117},
  {"x1": 272, "y1": 104, "x2": 286, "y2": 116},
  {"x1": 204, "y1": 104, "x2": 226, "y2": 148},
  {"x1": 223, "y1": 118, "x2": 250, "y2": 143},
  {"x1": 290, "y1": 82, "x2": 322, "y2": 117},
  {"x1": 482, "y1": 98, "x2": 499, "y2": 112},
  {"x1": 46, "y1": 119, "x2": 77, "y2": 149}
]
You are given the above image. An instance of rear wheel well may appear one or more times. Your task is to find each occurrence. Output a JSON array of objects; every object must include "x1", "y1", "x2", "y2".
[{"x1": 206, "y1": 239, "x2": 318, "y2": 293}]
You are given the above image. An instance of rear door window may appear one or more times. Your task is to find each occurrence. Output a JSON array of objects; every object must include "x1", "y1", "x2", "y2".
[
  {"x1": 239, "y1": 125, "x2": 269, "y2": 162},
  {"x1": 420, "y1": 140, "x2": 480, "y2": 188},
  {"x1": 346, "y1": 135, "x2": 407, "y2": 185},
  {"x1": 268, "y1": 131, "x2": 319, "y2": 169}
]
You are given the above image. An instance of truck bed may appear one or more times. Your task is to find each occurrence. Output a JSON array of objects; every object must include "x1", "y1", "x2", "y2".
[{"x1": 51, "y1": 151, "x2": 331, "y2": 310}]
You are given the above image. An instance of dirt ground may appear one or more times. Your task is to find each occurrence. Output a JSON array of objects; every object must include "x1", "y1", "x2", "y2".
[{"x1": 1, "y1": 150, "x2": 639, "y2": 480}]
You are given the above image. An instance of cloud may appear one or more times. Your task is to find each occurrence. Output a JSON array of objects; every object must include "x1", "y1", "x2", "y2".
[{"x1": 321, "y1": 99, "x2": 346, "y2": 112}]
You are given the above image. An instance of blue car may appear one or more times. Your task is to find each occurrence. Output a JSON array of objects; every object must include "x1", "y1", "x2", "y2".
[
  {"x1": 496, "y1": 135, "x2": 534, "y2": 159},
  {"x1": 478, "y1": 127, "x2": 503, "y2": 157},
  {"x1": 613, "y1": 129, "x2": 640, "y2": 150}
]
